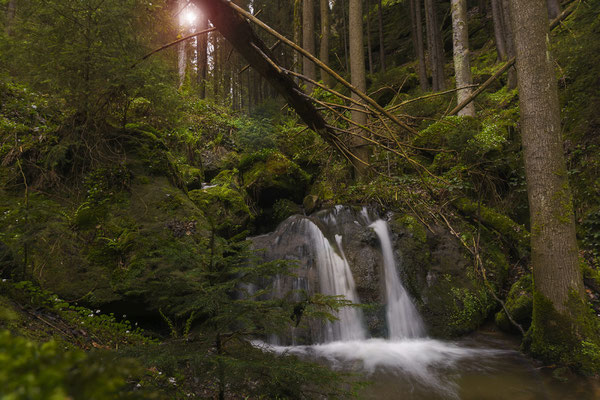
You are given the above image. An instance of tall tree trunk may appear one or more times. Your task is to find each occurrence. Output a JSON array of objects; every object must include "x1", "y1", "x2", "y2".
[
  {"x1": 424, "y1": 0, "x2": 446, "y2": 91},
  {"x1": 319, "y1": 0, "x2": 332, "y2": 86},
  {"x1": 6, "y1": 0, "x2": 16, "y2": 35},
  {"x1": 197, "y1": 12, "x2": 209, "y2": 98},
  {"x1": 509, "y1": 0, "x2": 596, "y2": 366},
  {"x1": 366, "y1": 0, "x2": 374, "y2": 75},
  {"x1": 500, "y1": 0, "x2": 517, "y2": 88},
  {"x1": 546, "y1": 0, "x2": 561, "y2": 20},
  {"x1": 349, "y1": 0, "x2": 370, "y2": 176},
  {"x1": 451, "y1": 0, "x2": 475, "y2": 117},
  {"x1": 177, "y1": 0, "x2": 188, "y2": 88},
  {"x1": 491, "y1": 0, "x2": 507, "y2": 61},
  {"x1": 293, "y1": 0, "x2": 302, "y2": 77},
  {"x1": 410, "y1": 0, "x2": 429, "y2": 91},
  {"x1": 341, "y1": 0, "x2": 350, "y2": 72},
  {"x1": 303, "y1": 0, "x2": 317, "y2": 92},
  {"x1": 377, "y1": 0, "x2": 386, "y2": 72}
]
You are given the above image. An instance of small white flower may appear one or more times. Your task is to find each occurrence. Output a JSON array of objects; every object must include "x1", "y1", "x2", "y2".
[{"x1": 96, "y1": 310, "x2": 101, "y2": 314}]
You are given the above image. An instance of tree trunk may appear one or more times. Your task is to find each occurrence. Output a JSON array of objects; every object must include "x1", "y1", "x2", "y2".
[
  {"x1": 366, "y1": 0, "x2": 374, "y2": 75},
  {"x1": 303, "y1": 0, "x2": 316, "y2": 92},
  {"x1": 293, "y1": 0, "x2": 302, "y2": 77},
  {"x1": 500, "y1": 0, "x2": 517, "y2": 88},
  {"x1": 451, "y1": 0, "x2": 475, "y2": 117},
  {"x1": 410, "y1": 0, "x2": 429, "y2": 91},
  {"x1": 424, "y1": 0, "x2": 446, "y2": 91},
  {"x1": 491, "y1": 0, "x2": 507, "y2": 61},
  {"x1": 197, "y1": 12, "x2": 209, "y2": 98},
  {"x1": 341, "y1": 0, "x2": 350, "y2": 72},
  {"x1": 319, "y1": 0, "x2": 332, "y2": 86},
  {"x1": 177, "y1": 0, "x2": 188, "y2": 88},
  {"x1": 510, "y1": 0, "x2": 595, "y2": 365},
  {"x1": 349, "y1": 0, "x2": 370, "y2": 176},
  {"x1": 377, "y1": 0, "x2": 386, "y2": 72},
  {"x1": 546, "y1": 0, "x2": 561, "y2": 20},
  {"x1": 6, "y1": 0, "x2": 16, "y2": 35}
]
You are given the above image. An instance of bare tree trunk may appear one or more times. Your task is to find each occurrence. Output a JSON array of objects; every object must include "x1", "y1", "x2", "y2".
[
  {"x1": 451, "y1": 0, "x2": 475, "y2": 117},
  {"x1": 293, "y1": 0, "x2": 302, "y2": 76},
  {"x1": 500, "y1": 0, "x2": 517, "y2": 88},
  {"x1": 424, "y1": 0, "x2": 446, "y2": 91},
  {"x1": 177, "y1": 0, "x2": 188, "y2": 88},
  {"x1": 341, "y1": 0, "x2": 350, "y2": 73},
  {"x1": 410, "y1": 0, "x2": 429, "y2": 91},
  {"x1": 349, "y1": 0, "x2": 370, "y2": 176},
  {"x1": 319, "y1": 0, "x2": 332, "y2": 86},
  {"x1": 546, "y1": 0, "x2": 561, "y2": 20},
  {"x1": 366, "y1": 0, "x2": 374, "y2": 75},
  {"x1": 303, "y1": 0, "x2": 317, "y2": 92},
  {"x1": 197, "y1": 13, "x2": 209, "y2": 98},
  {"x1": 377, "y1": 0, "x2": 386, "y2": 72},
  {"x1": 491, "y1": 0, "x2": 507, "y2": 61},
  {"x1": 509, "y1": 0, "x2": 596, "y2": 366},
  {"x1": 6, "y1": 0, "x2": 16, "y2": 35}
]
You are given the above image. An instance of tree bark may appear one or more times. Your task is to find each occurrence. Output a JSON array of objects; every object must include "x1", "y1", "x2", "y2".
[
  {"x1": 303, "y1": 0, "x2": 317, "y2": 92},
  {"x1": 349, "y1": 0, "x2": 370, "y2": 175},
  {"x1": 510, "y1": 0, "x2": 589, "y2": 361},
  {"x1": 366, "y1": 0, "x2": 374, "y2": 75},
  {"x1": 546, "y1": 0, "x2": 561, "y2": 20},
  {"x1": 293, "y1": 0, "x2": 302, "y2": 77},
  {"x1": 500, "y1": 0, "x2": 517, "y2": 88},
  {"x1": 377, "y1": 0, "x2": 386, "y2": 72},
  {"x1": 319, "y1": 0, "x2": 332, "y2": 86},
  {"x1": 6, "y1": 0, "x2": 16, "y2": 35},
  {"x1": 197, "y1": 12, "x2": 209, "y2": 98},
  {"x1": 410, "y1": 0, "x2": 429, "y2": 91},
  {"x1": 451, "y1": 0, "x2": 475, "y2": 117},
  {"x1": 491, "y1": 0, "x2": 508, "y2": 61},
  {"x1": 424, "y1": 0, "x2": 446, "y2": 91}
]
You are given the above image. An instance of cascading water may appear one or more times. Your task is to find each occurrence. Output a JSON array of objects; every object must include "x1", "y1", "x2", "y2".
[
  {"x1": 369, "y1": 219, "x2": 426, "y2": 339},
  {"x1": 305, "y1": 220, "x2": 367, "y2": 342}
]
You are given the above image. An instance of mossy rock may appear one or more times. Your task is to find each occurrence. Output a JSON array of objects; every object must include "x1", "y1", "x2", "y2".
[
  {"x1": 414, "y1": 116, "x2": 480, "y2": 153},
  {"x1": 495, "y1": 274, "x2": 533, "y2": 334},
  {"x1": 189, "y1": 185, "x2": 253, "y2": 237},
  {"x1": 240, "y1": 150, "x2": 311, "y2": 207},
  {"x1": 273, "y1": 199, "x2": 302, "y2": 223}
]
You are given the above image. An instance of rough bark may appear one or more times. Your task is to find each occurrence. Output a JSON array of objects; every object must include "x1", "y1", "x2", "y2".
[
  {"x1": 451, "y1": 0, "x2": 475, "y2": 117},
  {"x1": 303, "y1": 0, "x2": 317, "y2": 93},
  {"x1": 319, "y1": 0, "x2": 332, "y2": 86},
  {"x1": 349, "y1": 0, "x2": 371, "y2": 175},
  {"x1": 424, "y1": 0, "x2": 446, "y2": 91},
  {"x1": 510, "y1": 0, "x2": 592, "y2": 365},
  {"x1": 177, "y1": 0, "x2": 188, "y2": 88},
  {"x1": 410, "y1": 0, "x2": 429, "y2": 91},
  {"x1": 6, "y1": 0, "x2": 16, "y2": 35},
  {"x1": 366, "y1": 0, "x2": 374, "y2": 75},
  {"x1": 500, "y1": 0, "x2": 517, "y2": 88},
  {"x1": 491, "y1": 0, "x2": 507, "y2": 61},
  {"x1": 293, "y1": 0, "x2": 302, "y2": 75},
  {"x1": 377, "y1": 0, "x2": 386, "y2": 72},
  {"x1": 197, "y1": 12, "x2": 209, "y2": 98},
  {"x1": 546, "y1": 0, "x2": 561, "y2": 20}
]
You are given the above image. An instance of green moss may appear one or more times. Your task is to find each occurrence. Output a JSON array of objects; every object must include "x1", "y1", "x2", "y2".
[
  {"x1": 495, "y1": 275, "x2": 533, "y2": 333},
  {"x1": 393, "y1": 215, "x2": 427, "y2": 244},
  {"x1": 526, "y1": 290, "x2": 600, "y2": 374},
  {"x1": 414, "y1": 116, "x2": 480, "y2": 151}
]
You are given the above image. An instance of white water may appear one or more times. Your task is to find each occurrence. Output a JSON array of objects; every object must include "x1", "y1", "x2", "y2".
[
  {"x1": 304, "y1": 219, "x2": 367, "y2": 342},
  {"x1": 255, "y1": 338, "x2": 509, "y2": 398},
  {"x1": 369, "y1": 219, "x2": 426, "y2": 339}
]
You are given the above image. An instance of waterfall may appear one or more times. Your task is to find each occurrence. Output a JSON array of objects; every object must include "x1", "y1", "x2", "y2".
[
  {"x1": 369, "y1": 219, "x2": 426, "y2": 339},
  {"x1": 304, "y1": 219, "x2": 367, "y2": 342}
]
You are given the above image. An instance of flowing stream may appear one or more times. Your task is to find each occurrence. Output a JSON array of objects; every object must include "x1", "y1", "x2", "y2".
[{"x1": 253, "y1": 207, "x2": 600, "y2": 399}]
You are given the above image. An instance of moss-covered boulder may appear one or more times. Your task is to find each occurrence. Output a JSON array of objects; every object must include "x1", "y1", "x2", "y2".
[
  {"x1": 189, "y1": 184, "x2": 253, "y2": 237},
  {"x1": 495, "y1": 274, "x2": 533, "y2": 333},
  {"x1": 389, "y1": 213, "x2": 508, "y2": 338},
  {"x1": 239, "y1": 149, "x2": 310, "y2": 207}
]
